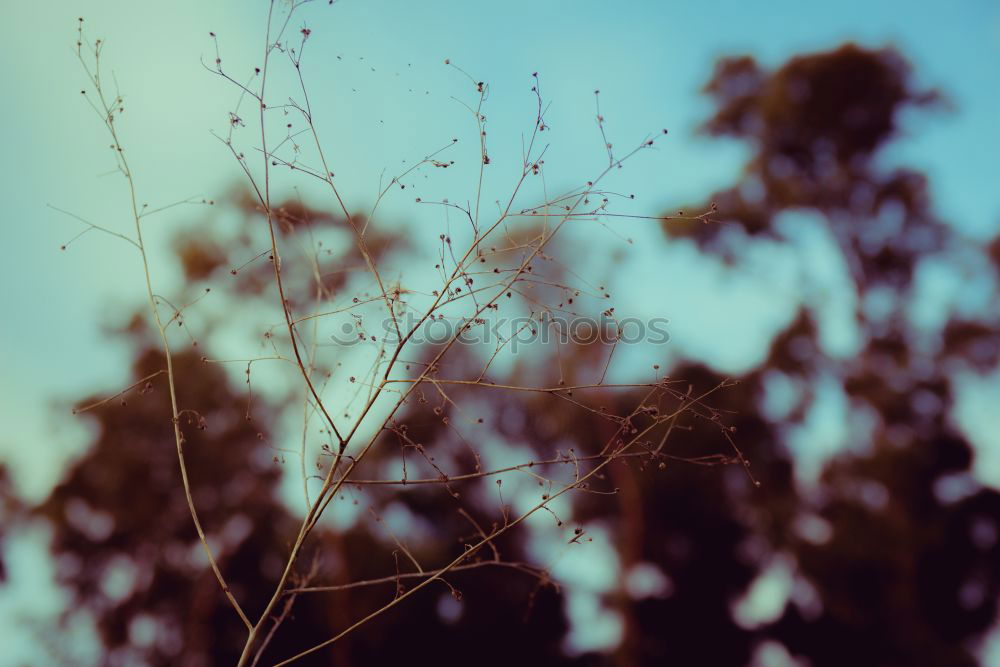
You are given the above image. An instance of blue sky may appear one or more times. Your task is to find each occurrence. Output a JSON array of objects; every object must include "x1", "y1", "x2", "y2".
[
  {"x1": 1, "y1": 0, "x2": 999, "y2": 663},
  {"x1": 2, "y1": 0, "x2": 998, "y2": 497}
]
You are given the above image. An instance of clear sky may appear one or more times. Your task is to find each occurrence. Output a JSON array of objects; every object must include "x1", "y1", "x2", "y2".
[
  {"x1": 1, "y1": 0, "x2": 999, "y2": 663},
  {"x1": 2, "y1": 0, "x2": 998, "y2": 497}
]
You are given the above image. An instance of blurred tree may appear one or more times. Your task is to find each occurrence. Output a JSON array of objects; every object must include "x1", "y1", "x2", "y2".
[
  {"x1": 5, "y1": 200, "x2": 586, "y2": 666},
  {"x1": 646, "y1": 43, "x2": 999, "y2": 665},
  {"x1": 28, "y1": 344, "x2": 333, "y2": 665},
  {"x1": 414, "y1": 41, "x2": 1000, "y2": 666}
]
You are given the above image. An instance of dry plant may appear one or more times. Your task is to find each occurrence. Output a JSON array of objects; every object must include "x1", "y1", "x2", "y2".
[{"x1": 61, "y1": 2, "x2": 751, "y2": 664}]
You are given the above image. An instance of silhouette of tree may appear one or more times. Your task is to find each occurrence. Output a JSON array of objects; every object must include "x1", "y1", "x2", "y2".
[{"x1": 646, "y1": 43, "x2": 999, "y2": 665}]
